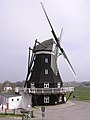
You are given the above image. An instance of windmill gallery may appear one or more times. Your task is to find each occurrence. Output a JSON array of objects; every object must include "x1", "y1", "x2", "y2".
[{"x1": 15, "y1": 3, "x2": 76, "y2": 107}]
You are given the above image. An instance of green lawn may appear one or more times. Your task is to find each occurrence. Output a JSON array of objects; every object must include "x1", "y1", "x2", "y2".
[
  {"x1": 71, "y1": 86, "x2": 90, "y2": 101},
  {"x1": 0, "y1": 113, "x2": 22, "y2": 118}
]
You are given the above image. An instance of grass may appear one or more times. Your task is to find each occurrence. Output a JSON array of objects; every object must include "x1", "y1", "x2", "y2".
[
  {"x1": 0, "y1": 113, "x2": 22, "y2": 118},
  {"x1": 0, "y1": 111, "x2": 35, "y2": 118},
  {"x1": 70, "y1": 86, "x2": 90, "y2": 102}
]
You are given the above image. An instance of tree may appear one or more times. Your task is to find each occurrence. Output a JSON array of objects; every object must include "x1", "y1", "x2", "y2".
[
  {"x1": 0, "y1": 83, "x2": 3, "y2": 92},
  {"x1": 14, "y1": 81, "x2": 23, "y2": 87},
  {"x1": 2, "y1": 80, "x2": 13, "y2": 90}
]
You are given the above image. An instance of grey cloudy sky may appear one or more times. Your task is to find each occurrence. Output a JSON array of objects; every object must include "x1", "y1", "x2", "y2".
[{"x1": 0, "y1": 0, "x2": 90, "y2": 82}]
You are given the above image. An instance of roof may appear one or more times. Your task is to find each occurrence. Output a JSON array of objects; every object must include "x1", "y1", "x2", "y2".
[
  {"x1": 0, "y1": 93, "x2": 21, "y2": 98},
  {"x1": 33, "y1": 38, "x2": 55, "y2": 52},
  {"x1": 4, "y1": 83, "x2": 12, "y2": 87}
]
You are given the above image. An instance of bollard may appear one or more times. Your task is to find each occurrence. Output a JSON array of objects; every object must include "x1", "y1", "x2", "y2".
[{"x1": 41, "y1": 106, "x2": 45, "y2": 120}]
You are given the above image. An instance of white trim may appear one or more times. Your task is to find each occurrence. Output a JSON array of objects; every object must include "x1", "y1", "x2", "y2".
[
  {"x1": 44, "y1": 96, "x2": 50, "y2": 103},
  {"x1": 36, "y1": 51, "x2": 55, "y2": 55},
  {"x1": 44, "y1": 83, "x2": 49, "y2": 88}
]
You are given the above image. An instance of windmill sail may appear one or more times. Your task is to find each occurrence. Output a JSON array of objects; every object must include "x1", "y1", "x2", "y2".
[
  {"x1": 40, "y1": 2, "x2": 76, "y2": 76},
  {"x1": 24, "y1": 41, "x2": 37, "y2": 87}
]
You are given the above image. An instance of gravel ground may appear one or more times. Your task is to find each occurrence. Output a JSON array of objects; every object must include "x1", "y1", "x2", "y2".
[{"x1": 0, "y1": 101, "x2": 90, "y2": 120}]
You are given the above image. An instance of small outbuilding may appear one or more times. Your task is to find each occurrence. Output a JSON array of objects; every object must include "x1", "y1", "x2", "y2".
[{"x1": 0, "y1": 93, "x2": 22, "y2": 110}]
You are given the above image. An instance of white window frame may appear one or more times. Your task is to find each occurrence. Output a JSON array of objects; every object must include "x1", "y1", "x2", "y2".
[
  {"x1": 45, "y1": 69, "x2": 48, "y2": 74},
  {"x1": 57, "y1": 82, "x2": 60, "y2": 88},
  {"x1": 45, "y1": 58, "x2": 48, "y2": 63},
  {"x1": 44, "y1": 96, "x2": 50, "y2": 103},
  {"x1": 31, "y1": 82, "x2": 35, "y2": 88},
  {"x1": 44, "y1": 83, "x2": 49, "y2": 88}
]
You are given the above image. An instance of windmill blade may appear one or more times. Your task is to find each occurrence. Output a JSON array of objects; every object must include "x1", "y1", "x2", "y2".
[
  {"x1": 41, "y1": 2, "x2": 62, "y2": 48},
  {"x1": 24, "y1": 53, "x2": 34, "y2": 87},
  {"x1": 61, "y1": 48, "x2": 76, "y2": 76},
  {"x1": 40, "y1": 2, "x2": 58, "y2": 42},
  {"x1": 41, "y1": 2, "x2": 76, "y2": 76},
  {"x1": 24, "y1": 41, "x2": 37, "y2": 87},
  {"x1": 24, "y1": 48, "x2": 31, "y2": 87},
  {"x1": 58, "y1": 28, "x2": 63, "y2": 43},
  {"x1": 56, "y1": 28, "x2": 63, "y2": 59},
  {"x1": 40, "y1": 2, "x2": 54, "y2": 31},
  {"x1": 28, "y1": 47, "x2": 31, "y2": 71}
]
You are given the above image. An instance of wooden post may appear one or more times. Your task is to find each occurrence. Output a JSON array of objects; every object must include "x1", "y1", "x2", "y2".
[
  {"x1": 13, "y1": 109, "x2": 15, "y2": 115},
  {"x1": 31, "y1": 110, "x2": 34, "y2": 118},
  {"x1": 5, "y1": 109, "x2": 7, "y2": 114}
]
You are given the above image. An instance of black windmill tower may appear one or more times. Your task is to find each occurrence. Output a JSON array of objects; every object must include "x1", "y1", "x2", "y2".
[{"x1": 24, "y1": 3, "x2": 76, "y2": 106}]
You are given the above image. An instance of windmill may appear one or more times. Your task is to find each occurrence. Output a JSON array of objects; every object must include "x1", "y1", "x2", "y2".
[{"x1": 16, "y1": 3, "x2": 76, "y2": 106}]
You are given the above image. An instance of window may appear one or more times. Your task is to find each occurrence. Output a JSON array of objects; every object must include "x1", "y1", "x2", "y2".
[
  {"x1": 17, "y1": 98, "x2": 19, "y2": 101},
  {"x1": 44, "y1": 83, "x2": 49, "y2": 88},
  {"x1": 45, "y1": 69, "x2": 48, "y2": 74},
  {"x1": 31, "y1": 82, "x2": 35, "y2": 88},
  {"x1": 44, "y1": 96, "x2": 49, "y2": 103},
  {"x1": 45, "y1": 58, "x2": 48, "y2": 63},
  {"x1": 57, "y1": 82, "x2": 60, "y2": 88}
]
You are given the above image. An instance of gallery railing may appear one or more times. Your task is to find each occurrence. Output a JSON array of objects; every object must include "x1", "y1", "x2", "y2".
[{"x1": 15, "y1": 87, "x2": 74, "y2": 94}]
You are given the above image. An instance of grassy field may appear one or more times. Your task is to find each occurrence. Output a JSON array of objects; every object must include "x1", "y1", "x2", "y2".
[{"x1": 71, "y1": 86, "x2": 90, "y2": 102}]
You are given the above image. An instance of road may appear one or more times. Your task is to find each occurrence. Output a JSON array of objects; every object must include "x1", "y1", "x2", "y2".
[
  {"x1": 45, "y1": 101, "x2": 90, "y2": 120},
  {"x1": 0, "y1": 101, "x2": 90, "y2": 120}
]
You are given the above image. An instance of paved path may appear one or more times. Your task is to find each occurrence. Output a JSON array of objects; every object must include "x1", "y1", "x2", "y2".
[
  {"x1": 33, "y1": 101, "x2": 90, "y2": 120},
  {"x1": 0, "y1": 101, "x2": 90, "y2": 120}
]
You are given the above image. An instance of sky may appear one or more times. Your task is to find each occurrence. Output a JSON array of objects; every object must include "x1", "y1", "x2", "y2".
[{"x1": 0, "y1": 0, "x2": 90, "y2": 82}]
